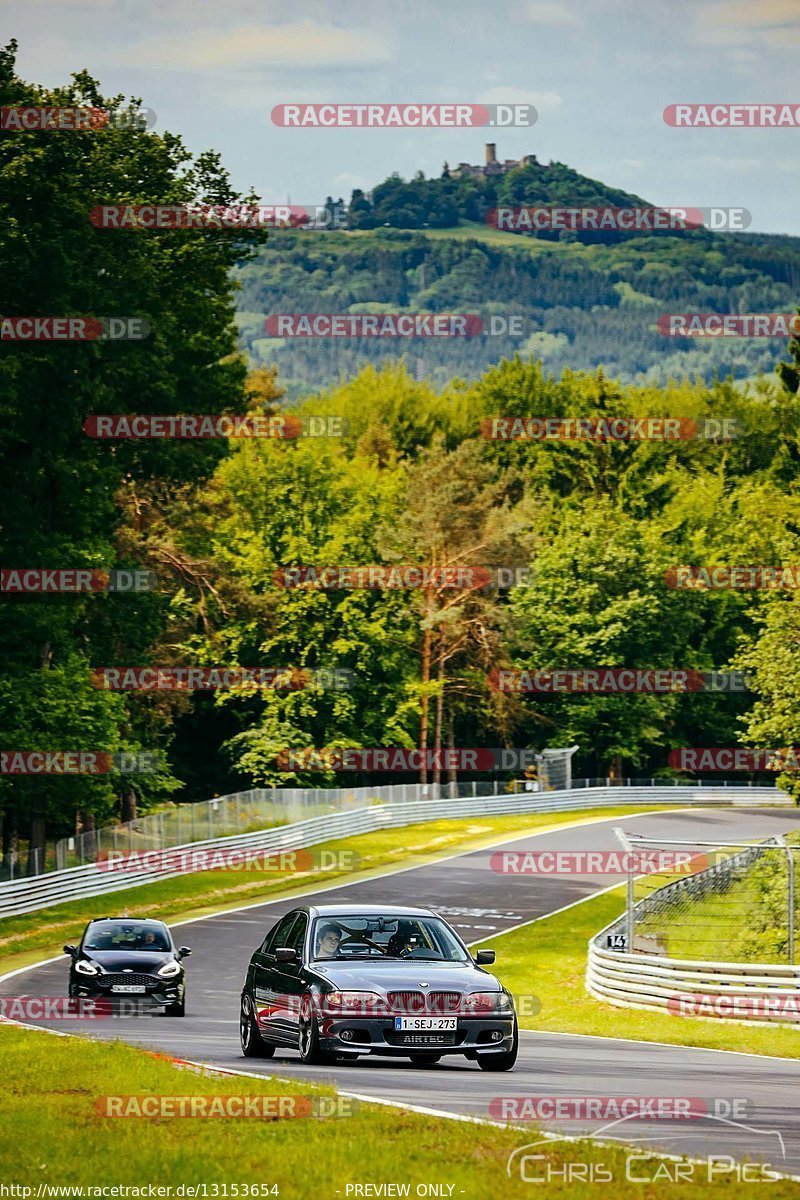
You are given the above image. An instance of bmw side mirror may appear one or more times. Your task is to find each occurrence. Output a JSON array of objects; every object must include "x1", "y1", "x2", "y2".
[
  {"x1": 475, "y1": 949, "x2": 496, "y2": 965},
  {"x1": 63, "y1": 944, "x2": 76, "y2": 957},
  {"x1": 275, "y1": 947, "x2": 299, "y2": 963},
  {"x1": 178, "y1": 946, "x2": 192, "y2": 959}
]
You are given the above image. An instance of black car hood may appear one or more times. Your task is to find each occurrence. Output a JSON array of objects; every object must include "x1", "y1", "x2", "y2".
[
  {"x1": 80, "y1": 950, "x2": 174, "y2": 973},
  {"x1": 312, "y1": 960, "x2": 500, "y2": 992}
]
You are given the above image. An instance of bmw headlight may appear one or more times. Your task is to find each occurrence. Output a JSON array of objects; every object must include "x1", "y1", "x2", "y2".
[
  {"x1": 466, "y1": 991, "x2": 512, "y2": 1012},
  {"x1": 323, "y1": 991, "x2": 383, "y2": 1015},
  {"x1": 75, "y1": 959, "x2": 101, "y2": 976},
  {"x1": 157, "y1": 960, "x2": 181, "y2": 978}
]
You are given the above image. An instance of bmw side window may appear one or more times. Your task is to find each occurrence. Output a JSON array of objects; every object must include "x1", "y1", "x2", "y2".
[
  {"x1": 286, "y1": 913, "x2": 308, "y2": 955},
  {"x1": 262, "y1": 912, "x2": 296, "y2": 956}
]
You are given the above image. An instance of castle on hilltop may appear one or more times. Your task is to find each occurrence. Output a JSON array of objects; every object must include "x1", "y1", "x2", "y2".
[{"x1": 449, "y1": 143, "x2": 550, "y2": 179}]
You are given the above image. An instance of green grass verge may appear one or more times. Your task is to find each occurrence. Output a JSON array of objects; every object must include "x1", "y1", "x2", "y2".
[
  {"x1": 1, "y1": 1023, "x2": 794, "y2": 1196},
  {"x1": 0, "y1": 806, "x2": 675, "y2": 972},
  {"x1": 471, "y1": 884, "x2": 800, "y2": 1058}
]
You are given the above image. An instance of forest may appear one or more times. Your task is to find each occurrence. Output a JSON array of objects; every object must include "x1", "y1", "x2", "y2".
[{"x1": 3, "y1": 42, "x2": 800, "y2": 870}]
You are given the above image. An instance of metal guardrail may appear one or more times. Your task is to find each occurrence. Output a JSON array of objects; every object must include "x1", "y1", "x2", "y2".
[
  {"x1": 24, "y1": 775, "x2": 775, "y2": 878},
  {"x1": 0, "y1": 784, "x2": 785, "y2": 919},
  {"x1": 587, "y1": 941, "x2": 800, "y2": 1021},
  {"x1": 586, "y1": 831, "x2": 800, "y2": 1024}
]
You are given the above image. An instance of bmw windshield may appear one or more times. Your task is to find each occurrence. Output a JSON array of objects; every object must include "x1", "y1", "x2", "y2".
[{"x1": 311, "y1": 915, "x2": 469, "y2": 962}]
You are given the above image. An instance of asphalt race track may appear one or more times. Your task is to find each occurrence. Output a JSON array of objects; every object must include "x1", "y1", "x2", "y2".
[{"x1": 4, "y1": 807, "x2": 800, "y2": 1177}]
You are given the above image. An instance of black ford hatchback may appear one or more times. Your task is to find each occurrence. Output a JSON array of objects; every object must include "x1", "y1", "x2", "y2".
[
  {"x1": 64, "y1": 917, "x2": 191, "y2": 1015},
  {"x1": 240, "y1": 904, "x2": 517, "y2": 1069}
]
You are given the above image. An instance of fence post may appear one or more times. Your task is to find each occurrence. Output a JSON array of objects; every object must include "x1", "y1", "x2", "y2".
[
  {"x1": 614, "y1": 827, "x2": 635, "y2": 951},
  {"x1": 791, "y1": 852, "x2": 796, "y2": 967},
  {"x1": 787, "y1": 841, "x2": 795, "y2": 966}
]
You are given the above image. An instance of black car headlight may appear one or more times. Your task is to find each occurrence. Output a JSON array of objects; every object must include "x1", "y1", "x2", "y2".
[
  {"x1": 74, "y1": 959, "x2": 102, "y2": 977},
  {"x1": 157, "y1": 960, "x2": 181, "y2": 978}
]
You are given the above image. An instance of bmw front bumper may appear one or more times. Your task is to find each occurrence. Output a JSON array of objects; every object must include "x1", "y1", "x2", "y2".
[{"x1": 317, "y1": 1015, "x2": 516, "y2": 1057}]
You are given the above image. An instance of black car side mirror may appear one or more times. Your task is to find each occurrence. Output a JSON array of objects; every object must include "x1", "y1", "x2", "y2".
[
  {"x1": 275, "y1": 946, "x2": 299, "y2": 963},
  {"x1": 63, "y1": 944, "x2": 76, "y2": 956},
  {"x1": 475, "y1": 949, "x2": 496, "y2": 965},
  {"x1": 178, "y1": 946, "x2": 192, "y2": 959}
]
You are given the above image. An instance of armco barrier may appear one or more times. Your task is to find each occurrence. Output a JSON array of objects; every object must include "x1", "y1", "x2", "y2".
[
  {"x1": 586, "y1": 829, "x2": 800, "y2": 1024},
  {"x1": 0, "y1": 785, "x2": 786, "y2": 919},
  {"x1": 587, "y1": 941, "x2": 800, "y2": 1024}
]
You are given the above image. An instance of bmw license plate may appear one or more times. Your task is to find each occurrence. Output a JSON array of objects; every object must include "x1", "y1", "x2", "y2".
[
  {"x1": 394, "y1": 1016, "x2": 457, "y2": 1030},
  {"x1": 111, "y1": 985, "x2": 147, "y2": 994}
]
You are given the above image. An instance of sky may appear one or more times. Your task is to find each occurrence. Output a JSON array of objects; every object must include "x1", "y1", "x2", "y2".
[{"x1": 5, "y1": 0, "x2": 800, "y2": 234}]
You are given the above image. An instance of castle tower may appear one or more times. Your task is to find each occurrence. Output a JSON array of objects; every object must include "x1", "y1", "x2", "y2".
[{"x1": 485, "y1": 143, "x2": 497, "y2": 165}]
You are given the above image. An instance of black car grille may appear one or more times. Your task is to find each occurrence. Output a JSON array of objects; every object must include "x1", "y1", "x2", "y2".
[
  {"x1": 96, "y1": 973, "x2": 158, "y2": 988},
  {"x1": 387, "y1": 990, "x2": 463, "y2": 1014}
]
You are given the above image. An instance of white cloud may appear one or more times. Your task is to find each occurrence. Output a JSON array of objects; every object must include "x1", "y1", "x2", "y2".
[
  {"x1": 694, "y1": 0, "x2": 800, "y2": 46},
  {"x1": 706, "y1": 155, "x2": 762, "y2": 170},
  {"x1": 763, "y1": 24, "x2": 800, "y2": 44},
  {"x1": 522, "y1": 1, "x2": 581, "y2": 26},
  {"x1": 477, "y1": 86, "x2": 562, "y2": 111},
  {"x1": 113, "y1": 21, "x2": 392, "y2": 70}
]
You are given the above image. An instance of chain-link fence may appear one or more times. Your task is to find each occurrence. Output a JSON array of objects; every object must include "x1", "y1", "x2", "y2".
[
  {"x1": 0, "y1": 774, "x2": 783, "y2": 881},
  {"x1": 613, "y1": 828, "x2": 799, "y2": 964},
  {"x1": 44, "y1": 779, "x2": 524, "y2": 876}
]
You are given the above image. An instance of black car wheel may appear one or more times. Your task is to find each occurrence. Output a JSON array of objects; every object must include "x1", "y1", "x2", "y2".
[
  {"x1": 164, "y1": 996, "x2": 186, "y2": 1017},
  {"x1": 240, "y1": 995, "x2": 275, "y2": 1057},
  {"x1": 409, "y1": 1053, "x2": 441, "y2": 1067},
  {"x1": 298, "y1": 994, "x2": 337, "y2": 1065},
  {"x1": 476, "y1": 1019, "x2": 518, "y2": 1071}
]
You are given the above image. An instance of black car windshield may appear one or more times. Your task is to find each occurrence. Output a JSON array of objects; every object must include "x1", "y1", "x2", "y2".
[
  {"x1": 311, "y1": 915, "x2": 469, "y2": 962},
  {"x1": 83, "y1": 921, "x2": 171, "y2": 952}
]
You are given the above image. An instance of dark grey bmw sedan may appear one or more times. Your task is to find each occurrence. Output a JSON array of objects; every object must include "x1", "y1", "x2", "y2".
[{"x1": 239, "y1": 903, "x2": 518, "y2": 1070}]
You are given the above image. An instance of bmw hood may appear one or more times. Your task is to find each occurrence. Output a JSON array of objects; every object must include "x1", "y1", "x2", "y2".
[{"x1": 313, "y1": 961, "x2": 501, "y2": 992}]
